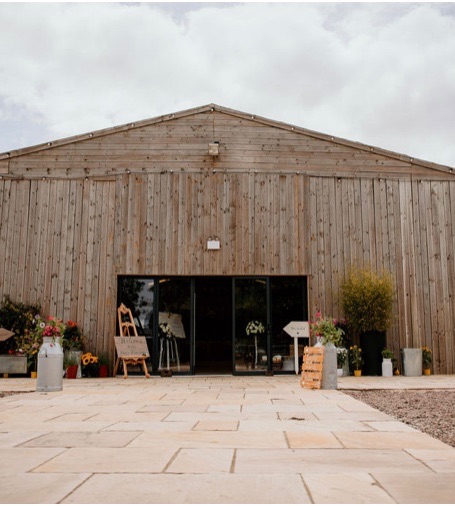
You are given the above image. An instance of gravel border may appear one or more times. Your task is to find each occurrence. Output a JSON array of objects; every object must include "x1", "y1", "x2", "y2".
[{"x1": 344, "y1": 389, "x2": 455, "y2": 448}]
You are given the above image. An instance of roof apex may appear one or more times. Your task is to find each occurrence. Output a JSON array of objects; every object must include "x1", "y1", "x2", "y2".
[{"x1": 1, "y1": 103, "x2": 453, "y2": 175}]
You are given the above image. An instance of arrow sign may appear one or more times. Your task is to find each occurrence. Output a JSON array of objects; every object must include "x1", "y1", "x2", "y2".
[
  {"x1": 0, "y1": 328, "x2": 15, "y2": 342},
  {"x1": 283, "y1": 321, "x2": 310, "y2": 338}
]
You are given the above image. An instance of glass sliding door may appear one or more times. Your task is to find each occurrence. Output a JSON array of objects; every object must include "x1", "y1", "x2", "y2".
[
  {"x1": 117, "y1": 277, "x2": 155, "y2": 370},
  {"x1": 270, "y1": 277, "x2": 308, "y2": 373},
  {"x1": 233, "y1": 277, "x2": 268, "y2": 373},
  {"x1": 117, "y1": 275, "x2": 308, "y2": 376},
  {"x1": 157, "y1": 278, "x2": 192, "y2": 373}
]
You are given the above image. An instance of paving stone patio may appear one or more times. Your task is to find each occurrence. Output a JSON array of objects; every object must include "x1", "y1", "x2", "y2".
[{"x1": 1, "y1": 374, "x2": 455, "y2": 504}]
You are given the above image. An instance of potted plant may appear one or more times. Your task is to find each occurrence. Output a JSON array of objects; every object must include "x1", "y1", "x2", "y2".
[
  {"x1": 336, "y1": 347, "x2": 348, "y2": 377},
  {"x1": 421, "y1": 347, "x2": 432, "y2": 375},
  {"x1": 341, "y1": 267, "x2": 394, "y2": 376},
  {"x1": 81, "y1": 352, "x2": 99, "y2": 377},
  {"x1": 310, "y1": 312, "x2": 344, "y2": 388},
  {"x1": 349, "y1": 345, "x2": 364, "y2": 376},
  {"x1": 0, "y1": 297, "x2": 41, "y2": 376},
  {"x1": 64, "y1": 353, "x2": 79, "y2": 379},
  {"x1": 381, "y1": 348, "x2": 394, "y2": 377},
  {"x1": 98, "y1": 352, "x2": 109, "y2": 377},
  {"x1": 62, "y1": 320, "x2": 86, "y2": 378}
]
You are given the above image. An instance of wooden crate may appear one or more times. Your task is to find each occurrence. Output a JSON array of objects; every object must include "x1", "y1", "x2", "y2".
[{"x1": 300, "y1": 346, "x2": 324, "y2": 389}]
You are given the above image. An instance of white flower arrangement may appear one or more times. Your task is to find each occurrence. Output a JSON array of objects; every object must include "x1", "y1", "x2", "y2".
[
  {"x1": 245, "y1": 320, "x2": 265, "y2": 335},
  {"x1": 159, "y1": 322, "x2": 173, "y2": 339}
]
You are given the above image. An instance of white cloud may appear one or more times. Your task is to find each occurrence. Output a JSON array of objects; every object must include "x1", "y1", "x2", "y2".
[{"x1": 0, "y1": 2, "x2": 454, "y2": 167}]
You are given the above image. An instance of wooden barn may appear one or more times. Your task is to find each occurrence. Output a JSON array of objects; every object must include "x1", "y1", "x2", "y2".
[{"x1": 0, "y1": 103, "x2": 454, "y2": 375}]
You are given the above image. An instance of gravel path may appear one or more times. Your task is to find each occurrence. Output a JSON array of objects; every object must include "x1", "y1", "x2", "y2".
[{"x1": 345, "y1": 389, "x2": 455, "y2": 448}]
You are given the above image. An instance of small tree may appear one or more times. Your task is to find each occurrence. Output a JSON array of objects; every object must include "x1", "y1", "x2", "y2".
[{"x1": 340, "y1": 267, "x2": 394, "y2": 333}]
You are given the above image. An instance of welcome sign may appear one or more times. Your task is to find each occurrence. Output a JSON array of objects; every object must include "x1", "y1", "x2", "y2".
[{"x1": 114, "y1": 335, "x2": 149, "y2": 358}]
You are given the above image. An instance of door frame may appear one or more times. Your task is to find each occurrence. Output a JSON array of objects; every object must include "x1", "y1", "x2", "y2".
[
  {"x1": 232, "y1": 276, "x2": 272, "y2": 375},
  {"x1": 117, "y1": 274, "x2": 308, "y2": 375}
]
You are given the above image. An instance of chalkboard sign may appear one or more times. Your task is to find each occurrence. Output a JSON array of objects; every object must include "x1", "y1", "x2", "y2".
[{"x1": 114, "y1": 335, "x2": 149, "y2": 358}]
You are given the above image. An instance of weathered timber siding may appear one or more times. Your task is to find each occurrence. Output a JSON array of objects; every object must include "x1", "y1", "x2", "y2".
[
  {"x1": 0, "y1": 172, "x2": 308, "y2": 356},
  {"x1": 0, "y1": 174, "x2": 454, "y2": 372},
  {"x1": 307, "y1": 177, "x2": 455, "y2": 373},
  {"x1": 0, "y1": 106, "x2": 454, "y2": 372}
]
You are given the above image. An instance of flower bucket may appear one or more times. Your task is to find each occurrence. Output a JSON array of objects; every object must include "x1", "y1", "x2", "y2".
[
  {"x1": 423, "y1": 368, "x2": 431, "y2": 376},
  {"x1": 354, "y1": 369, "x2": 362, "y2": 377},
  {"x1": 99, "y1": 365, "x2": 109, "y2": 378},
  {"x1": 66, "y1": 365, "x2": 78, "y2": 379}
]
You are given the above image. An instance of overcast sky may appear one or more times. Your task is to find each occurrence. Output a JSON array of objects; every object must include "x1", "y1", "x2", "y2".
[{"x1": 1, "y1": 2, "x2": 454, "y2": 167}]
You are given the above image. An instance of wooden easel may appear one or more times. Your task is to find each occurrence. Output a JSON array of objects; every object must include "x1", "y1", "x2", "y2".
[
  {"x1": 300, "y1": 346, "x2": 324, "y2": 389},
  {"x1": 114, "y1": 303, "x2": 151, "y2": 379}
]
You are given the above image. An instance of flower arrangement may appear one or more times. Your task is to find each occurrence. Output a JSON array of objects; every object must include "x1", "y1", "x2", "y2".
[
  {"x1": 349, "y1": 345, "x2": 364, "y2": 370},
  {"x1": 159, "y1": 322, "x2": 173, "y2": 339},
  {"x1": 421, "y1": 347, "x2": 432, "y2": 369},
  {"x1": 245, "y1": 321, "x2": 265, "y2": 335},
  {"x1": 34, "y1": 315, "x2": 66, "y2": 341},
  {"x1": 337, "y1": 348, "x2": 348, "y2": 368},
  {"x1": 62, "y1": 320, "x2": 86, "y2": 351},
  {"x1": 310, "y1": 312, "x2": 344, "y2": 347},
  {"x1": 15, "y1": 330, "x2": 41, "y2": 372},
  {"x1": 81, "y1": 352, "x2": 99, "y2": 377},
  {"x1": 15, "y1": 314, "x2": 65, "y2": 371}
]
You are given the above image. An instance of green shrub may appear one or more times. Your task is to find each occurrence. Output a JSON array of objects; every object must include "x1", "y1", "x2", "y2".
[
  {"x1": 0, "y1": 296, "x2": 41, "y2": 354},
  {"x1": 340, "y1": 267, "x2": 394, "y2": 333},
  {"x1": 381, "y1": 348, "x2": 394, "y2": 359}
]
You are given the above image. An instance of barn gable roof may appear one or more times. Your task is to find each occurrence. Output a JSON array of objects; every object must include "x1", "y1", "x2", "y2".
[{"x1": 0, "y1": 103, "x2": 453, "y2": 177}]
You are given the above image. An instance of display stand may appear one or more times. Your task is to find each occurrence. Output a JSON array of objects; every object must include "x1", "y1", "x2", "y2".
[
  {"x1": 300, "y1": 346, "x2": 324, "y2": 389},
  {"x1": 114, "y1": 304, "x2": 150, "y2": 379}
]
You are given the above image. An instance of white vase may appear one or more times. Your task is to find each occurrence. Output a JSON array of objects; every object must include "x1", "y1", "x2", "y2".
[
  {"x1": 337, "y1": 368, "x2": 343, "y2": 377},
  {"x1": 382, "y1": 358, "x2": 393, "y2": 377}
]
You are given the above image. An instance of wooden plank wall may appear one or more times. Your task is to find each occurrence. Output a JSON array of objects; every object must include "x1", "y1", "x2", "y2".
[
  {"x1": 0, "y1": 173, "x2": 454, "y2": 372},
  {"x1": 1, "y1": 107, "x2": 454, "y2": 372},
  {"x1": 307, "y1": 177, "x2": 455, "y2": 374},
  {"x1": 0, "y1": 172, "x2": 306, "y2": 359}
]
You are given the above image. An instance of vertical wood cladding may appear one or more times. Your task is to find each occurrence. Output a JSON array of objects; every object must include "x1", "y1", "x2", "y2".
[
  {"x1": 0, "y1": 174, "x2": 454, "y2": 372},
  {"x1": 0, "y1": 106, "x2": 454, "y2": 372}
]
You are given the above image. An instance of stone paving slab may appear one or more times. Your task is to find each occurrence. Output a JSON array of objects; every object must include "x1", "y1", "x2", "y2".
[
  {"x1": 371, "y1": 472, "x2": 455, "y2": 503},
  {"x1": 234, "y1": 448, "x2": 430, "y2": 474},
  {"x1": 20, "y1": 430, "x2": 142, "y2": 448},
  {"x1": 60, "y1": 474, "x2": 310, "y2": 504},
  {"x1": 0, "y1": 374, "x2": 454, "y2": 503},
  {"x1": 302, "y1": 472, "x2": 396, "y2": 504},
  {"x1": 0, "y1": 472, "x2": 90, "y2": 504}
]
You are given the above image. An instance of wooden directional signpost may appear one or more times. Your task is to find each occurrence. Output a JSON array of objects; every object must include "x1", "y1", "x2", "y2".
[{"x1": 283, "y1": 321, "x2": 310, "y2": 374}]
